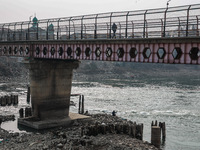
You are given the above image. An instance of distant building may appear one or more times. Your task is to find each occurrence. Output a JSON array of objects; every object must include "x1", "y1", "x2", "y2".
[{"x1": 0, "y1": 16, "x2": 55, "y2": 41}]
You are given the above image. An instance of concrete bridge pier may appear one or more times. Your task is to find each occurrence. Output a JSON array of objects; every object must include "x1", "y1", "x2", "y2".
[{"x1": 18, "y1": 59, "x2": 79, "y2": 129}]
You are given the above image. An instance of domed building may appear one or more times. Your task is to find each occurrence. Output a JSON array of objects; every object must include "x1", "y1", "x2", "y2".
[
  {"x1": 2, "y1": 16, "x2": 55, "y2": 41},
  {"x1": 47, "y1": 23, "x2": 54, "y2": 39},
  {"x1": 27, "y1": 16, "x2": 55, "y2": 40},
  {"x1": 32, "y1": 17, "x2": 38, "y2": 28}
]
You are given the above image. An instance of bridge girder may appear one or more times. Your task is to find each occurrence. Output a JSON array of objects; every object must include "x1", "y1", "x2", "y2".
[{"x1": 0, "y1": 37, "x2": 200, "y2": 65}]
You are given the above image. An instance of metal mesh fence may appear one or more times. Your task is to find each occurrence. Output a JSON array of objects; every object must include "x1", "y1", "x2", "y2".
[{"x1": 0, "y1": 4, "x2": 200, "y2": 41}]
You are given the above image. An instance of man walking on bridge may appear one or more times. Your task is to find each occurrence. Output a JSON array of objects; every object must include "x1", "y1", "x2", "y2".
[{"x1": 112, "y1": 23, "x2": 117, "y2": 38}]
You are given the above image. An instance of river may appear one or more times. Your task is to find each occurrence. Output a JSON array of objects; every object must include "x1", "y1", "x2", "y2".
[{"x1": 0, "y1": 64, "x2": 200, "y2": 150}]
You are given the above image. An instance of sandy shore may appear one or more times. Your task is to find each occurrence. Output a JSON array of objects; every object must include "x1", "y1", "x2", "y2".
[{"x1": 0, "y1": 114, "x2": 159, "y2": 150}]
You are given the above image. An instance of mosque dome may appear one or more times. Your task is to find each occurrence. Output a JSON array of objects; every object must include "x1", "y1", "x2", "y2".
[
  {"x1": 32, "y1": 17, "x2": 38, "y2": 27},
  {"x1": 32, "y1": 17, "x2": 38, "y2": 23},
  {"x1": 48, "y1": 23, "x2": 54, "y2": 32},
  {"x1": 48, "y1": 23, "x2": 54, "y2": 28}
]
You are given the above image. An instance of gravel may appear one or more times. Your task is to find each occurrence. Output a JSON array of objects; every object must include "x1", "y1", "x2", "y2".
[{"x1": 0, "y1": 113, "x2": 159, "y2": 150}]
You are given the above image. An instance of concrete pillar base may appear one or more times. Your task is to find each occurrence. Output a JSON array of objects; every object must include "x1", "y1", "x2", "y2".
[
  {"x1": 18, "y1": 117, "x2": 72, "y2": 129},
  {"x1": 18, "y1": 112, "x2": 91, "y2": 129}
]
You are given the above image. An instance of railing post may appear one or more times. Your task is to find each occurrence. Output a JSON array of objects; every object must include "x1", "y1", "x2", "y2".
[
  {"x1": 57, "y1": 19, "x2": 60, "y2": 40},
  {"x1": 13, "y1": 23, "x2": 17, "y2": 41},
  {"x1": 119, "y1": 23, "x2": 121, "y2": 39},
  {"x1": 46, "y1": 20, "x2": 50, "y2": 40},
  {"x1": 72, "y1": 20, "x2": 76, "y2": 39},
  {"x1": 107, "y1": 23, "x2": 109, "y2": 39},
  {"x1": 143, "y1": 10, "x2": 147, "y2": 38},
  {"x1": 132, "y1": 21, "x2": 134, "y2": 38},
  {"x1": 0, "y1": 24, "x2": 4, "y2": 41},
  {"x1": 3, "y1": 24, "x2": 5, "y2": 41},
  {"x1": 161, "y1": 19, "x2": 163, "y2": 37},
  {"x1": 186, "y1": 5, "x2": 191, "y2": 37},
  {"x1": 69, "y1": 18, "x2": 71, "y2": 39},
  {"x1": 69, "y1": 18, "x2": 75, "y2": 39},
  {"x1": 178, "y1": 17, "x2": 180, "y2": 37},
  {"x1": 81, "y1": 16, "x2": 84, "y2": 39},
  {"x1": 146, "y1": 20, "x2": 148, "y2": 38},
  {"x1": 20, "y1": 22, "x2": 23, "y2": 40},
  {"x1": 66, "y1": 26, "x2": 68, "y2": 39},
  {"x1": 84, "y1": 24, "x2": 86, "y2": 39},
  {"x1": 7, "y1": 24, "x2": 11, "y2": 41},
  {"x1": 163, "y1": 7, "x2": 168, "y2": 37},
  {"x1": 110, "y1": 12, "x2": 113, "y2": 39},
  {"x1": 26, "y1": 23, "x2": 28, "y2": 40},
  {"x1": 94, "y1": 14, "x2": 98, "y2": 39},
  {"x1": 125, "y1": 12, "x2": 129, "y2": 38},
  {"x1": 196, "y1": 16, "x2": 199, "y2": 36},
  {"x1": 36, "y1": 22, "x2": 39, "y2": 40},
  {"x1": 27, "y1": 22, "x2": 31, "y2": 40}
]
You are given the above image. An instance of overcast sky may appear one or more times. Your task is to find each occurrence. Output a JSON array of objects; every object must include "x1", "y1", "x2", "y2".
[{"x1": 0, "y1": 0, "x2": 199, "y2": 23}]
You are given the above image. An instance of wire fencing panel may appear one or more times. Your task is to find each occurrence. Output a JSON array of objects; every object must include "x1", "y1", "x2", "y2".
[
  {"x1": 96, "y1": 13, "x2": 111, "y2": 39},
  {"x1": 188, "y1": 5, "x2": 200, "y2": 36},
  {"x1": 82, "y1": 15, "x2": 96, "y2": 39},
  {"x1": 128, "y1": 10, "x2": 146, "y2": 38},
  {"x1": 0, "y1": 4, "x2": 200, "y2": 41},
  {"x1": 145, "y1": 8, "x2": 165, "y2": 38}
]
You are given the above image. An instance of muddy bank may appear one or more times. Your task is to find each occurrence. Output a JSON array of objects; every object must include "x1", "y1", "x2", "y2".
[{"x1": 0, "y1": 114, "x2": 158, "y2": 150}]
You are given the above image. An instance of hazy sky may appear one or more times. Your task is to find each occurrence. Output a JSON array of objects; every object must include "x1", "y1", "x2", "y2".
[{"x1": 0, "y1": 0, "x2": 199, "y2": 23}]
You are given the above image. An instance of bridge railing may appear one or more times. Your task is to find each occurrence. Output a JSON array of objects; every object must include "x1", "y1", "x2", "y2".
[{"x1": 0, "y1": 4, "x2": 200, "y2": 42}]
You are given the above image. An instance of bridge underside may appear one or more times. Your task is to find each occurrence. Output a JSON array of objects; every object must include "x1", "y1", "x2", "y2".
[{"x1": 0, "y1": 37, "x2": 200, "y2": 65}]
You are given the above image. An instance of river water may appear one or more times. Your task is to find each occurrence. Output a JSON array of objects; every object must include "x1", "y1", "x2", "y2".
[
  {"x1": 70, "y1": 78, "x2": 200, "y2": 150},
  {"x1": 0, "y1": 68, "x2": 200, "y2": 150}
]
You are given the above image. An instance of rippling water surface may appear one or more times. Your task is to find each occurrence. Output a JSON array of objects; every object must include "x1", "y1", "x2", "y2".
[
  {"x1": 70, "y1": 79, "x2": 200, "y2": 150},
  {"x1": 0, "y1": 77, "x2": 200, "y2": 150}
]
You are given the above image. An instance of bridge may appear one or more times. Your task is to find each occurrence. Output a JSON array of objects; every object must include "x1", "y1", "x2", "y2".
[{"x1": 0, "y1": 4, "x2": 200, "y2": 129}]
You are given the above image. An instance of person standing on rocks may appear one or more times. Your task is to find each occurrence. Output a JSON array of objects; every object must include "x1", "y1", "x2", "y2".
[{"x1": 112, "y1": 110, "x2": 117, "y2": 116}]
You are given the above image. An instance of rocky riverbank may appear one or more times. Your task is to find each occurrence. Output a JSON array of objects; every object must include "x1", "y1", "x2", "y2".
[
  {"x1": 0, "y1": 115, "x2": 15, "y2": 122},
  {"x1": 0, "y1": 114, "x2": 158, "y2": 150}
]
